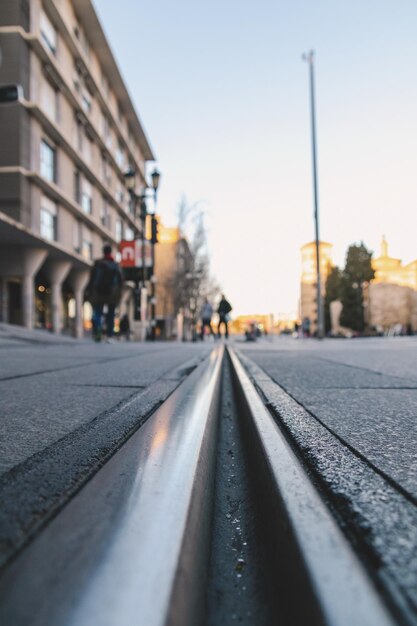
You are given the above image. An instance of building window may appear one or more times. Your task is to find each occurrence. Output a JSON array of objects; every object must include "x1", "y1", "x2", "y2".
[
  {"x1": 125, "y1": 226, "x2": 134, "y2": 241},
  {"x1": 83, "y1": 134, "x2": 92, "y2": 165},
  {"x1": 81, "y1": 238, "x2": 93, "y2": 261},
  {"x1": 73, "y1": 220, "x2": 81, "y2": 253},
  {"x1": 115, "y1": 181, "x2": 124, "y2": 205},
  {"x1": 40, "y1": 79, "x2": 58, "y2": 122},
  {"x1": 81, "y1": 178, "x2": 93, "y2": 214},
  {"x1": 40, "y1": 11, "x2": 57, "y2": 55},
  {"x1": 74, "y1": 118, "x2": 83, "y2": 152},
  {"x1": 81, "y1": 91, "x2": 92, "y2": 114},
  {"x1": 40, "y1": 196, "x2": 57, "y2": 241},
  {"x1": 100, "y1": 197, "x2": 109, "y2": 228},
  {"x1": 115, "y1": 141, "x2": 125, "y2": 169},
  {"x1": 101, "y1": 74, "x2": 109, "y2": 97},
  {"x1": 128, "y1": 195, "x2": 135, "y2": 216},
  {"x1": 101, "y1": 116, "x2": 112, "y2": 150},
  {"x1": 101, "y1": 153, "x2": 112, "y2": 186},
  {"x1": 74, "y1": 170, "x2": 81, "y2": 204},
  {"x1": 73, "y1": 64, "x2": 92, "y2": 115},
  {"x1": 73, "y1": 66, "x2": 81, "y2": 95},
  {"x1": 40, "y1": 140, "x2": 56, "y2": 183},
  {"x1": 74, "y1": 23, "x2": 91, "y2": 59},
  {"x1": 115, "y1": 218, "x2": 123, "y2": 243}
]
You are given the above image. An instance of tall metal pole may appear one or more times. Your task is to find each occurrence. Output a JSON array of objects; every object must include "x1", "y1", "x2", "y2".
[
  {"x1": 303, "y1": 50, "x2": 324, "y2": 338},
  {"x1": 129, "y1": 192, "x2": 141, "y2": 321},
  {"x1": 150, "y1": 210, "x2": 157, "y2": 341},
  {"x1": 149, "y1": 171, "x2": 160, "y2": 341},
  {"x1": 140, "y1": 198, "x2": 147, "y2": 333}
]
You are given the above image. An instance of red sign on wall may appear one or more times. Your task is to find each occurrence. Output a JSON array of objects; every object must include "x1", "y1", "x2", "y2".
[
  {"x1": 120, "y1": 241, "x2": 136, "y2": 267},
  {"x1": 119, "y1": 240, "x2": 152, "y2": 268}
]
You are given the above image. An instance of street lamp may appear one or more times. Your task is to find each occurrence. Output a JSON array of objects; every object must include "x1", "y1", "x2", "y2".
[
  {"x1": 150, "y1": 168, "x2": 160, "y2": 198},
  {"x1": 302, "y1": 50, "x2": 324, "y2": 339},
  {"x1": 123, "y1": 167, "x2": 161, "y2": 336},
  {"x1": 148, "y1": 167, "x2": 161, "y2": 340}
]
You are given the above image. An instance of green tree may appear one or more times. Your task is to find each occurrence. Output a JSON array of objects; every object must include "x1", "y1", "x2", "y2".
[
  {"x1": 324, "y1": 265, "x2": 342, "y2": 334},
  {"x1": 340, "y1": 243, "x2": 375, "y2": 332}
]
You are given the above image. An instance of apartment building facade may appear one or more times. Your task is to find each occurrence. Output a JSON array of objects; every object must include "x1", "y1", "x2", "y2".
[{"x1": 0, "y1": 0, "x2": 154, "y2": 336}]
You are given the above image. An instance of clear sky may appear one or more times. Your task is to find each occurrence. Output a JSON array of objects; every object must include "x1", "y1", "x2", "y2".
[{"x1": 95, "y1": 0, "x2": 417, "y2": 317}]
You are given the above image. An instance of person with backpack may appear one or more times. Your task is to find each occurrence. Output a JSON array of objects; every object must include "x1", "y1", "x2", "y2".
[
  {"x1": 88, "y1": 244, "x2": 123, "y2": 342},
  {"x1": 217, "y1": 294, "x2": 232, "y2": 339}
]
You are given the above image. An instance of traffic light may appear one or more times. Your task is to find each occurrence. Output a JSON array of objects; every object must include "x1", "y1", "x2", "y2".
[
  {"x1": 0, "y1": 84, "x2": 22, "y2": 104},
  {"x1": 151, "y1": 215, "x2": 159, "y2": 244}
]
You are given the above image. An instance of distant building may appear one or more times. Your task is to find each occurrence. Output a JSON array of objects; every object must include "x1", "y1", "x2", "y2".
[
  {"x1": 0, "y1": 0, "x2": 154, "y2": 336},
  {"x1": 153, "y1": 221, "x2": 181, "y2": 339},
  {"x1": 372, "y1": 236, "x2": 417, "y2": 290},
  {"x1": 305, "y1": 237, "x2": 417, "y2": 334},
  {"x1": 299, "y1": 241, "x2": 333, "y2": 334},
  {"x1": 148, "y1": 220, "x2": 194, "y2": 340},
  {"x1": 368, "y1": 237, "x2": 417, "y2": 331},
  {"x1": 229, "y1": 314, "x2": 274, "y2": 335}
]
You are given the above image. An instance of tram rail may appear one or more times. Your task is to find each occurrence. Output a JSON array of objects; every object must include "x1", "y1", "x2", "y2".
[{"x1": 0, "y1": 345, "x2": 403, "y2": 626}]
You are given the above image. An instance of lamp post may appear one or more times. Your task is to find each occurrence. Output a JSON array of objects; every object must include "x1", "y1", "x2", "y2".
[
  {"x1": 124, "y1": 167, "x2": 161, "y2": 336},
  {"x1": 302, "y1": 50, "x2": 324, "y2": 339},
  {"x1": 149, "y1": 168, "x2": 160, "y2": 341}
]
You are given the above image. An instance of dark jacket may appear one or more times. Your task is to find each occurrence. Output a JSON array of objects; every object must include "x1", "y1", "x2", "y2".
[
  {"x1": 88, "y1": 257, "x2": 122, "y2": 306},
  {"x1": 218, "y1": 298, "x2": 232, "y2": 318}
]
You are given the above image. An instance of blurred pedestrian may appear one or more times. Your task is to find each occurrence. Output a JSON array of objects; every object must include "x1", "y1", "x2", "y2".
[
  {"x1": 217, "y1": 294, "x2": 232, "y2": 339},
  {"x1": 119, "y1": 313, "x2": 131, "y2": 341},
  {"x1": 88, "y1": 244, "x2": 122, "y2": 343},
  {"x1": 200, "y1": 298, "x2": 215, "y2": 340},
  {"x1": 301, "y1": 316, "x2": 311, "y2": 338}
]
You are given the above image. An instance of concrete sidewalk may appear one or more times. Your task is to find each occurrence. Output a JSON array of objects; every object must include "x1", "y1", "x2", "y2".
[
  {"x1": 0, "y1": 322, "x2": 85, "y2": 347},
  {"x1": 241, "y1": 336, "x2": 417, "y2": 500},
  {"x1": 0, "y1": 327, "x2": 212, "y2": 568},
  {"x1": 239, "y1": 336, "x2": 417, "y2": 620}
]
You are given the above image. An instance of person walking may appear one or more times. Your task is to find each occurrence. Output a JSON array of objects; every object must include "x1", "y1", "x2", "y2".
[
  {"x1": 88, "y1": 244, "x2": 122, "y2": 342},
  {"x1": 301, "y1": 316, "x2": 311, "y2": 338},
  {"x1": 200, "y1": 298, "x2": 215, "y2": 340},
  {"x1": 217, "y1": 294, "x2": 232, "y2": 339}
]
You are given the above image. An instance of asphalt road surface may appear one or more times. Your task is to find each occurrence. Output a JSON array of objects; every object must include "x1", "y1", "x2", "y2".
[
  {"x1": 239, "y1": 335, "x2": 417, "y2": 620},
  {"x1": 241, "y1": 335, "x2": 417, "y2": 501},
  {"x1": 0, "y1": 326, "x2": 211, "y2": 475},
  {"x1": 0, "y1": 324, "x2": 211, "y2": 570},
  {"x1": 1, "y1": 325, "x2": 417, "y2": 623}
]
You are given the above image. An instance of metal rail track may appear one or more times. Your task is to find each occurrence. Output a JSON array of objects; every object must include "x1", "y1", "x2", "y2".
[
  {"x1": 0, "y1": 345, "x2": 400, "y2": 626},
  {"x1": 228, "y1": 348, "x2": 397, "y2": 626}
]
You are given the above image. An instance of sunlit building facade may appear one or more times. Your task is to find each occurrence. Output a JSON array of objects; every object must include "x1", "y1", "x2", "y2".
[
  {"x1": 372, "y1": 237, "x2": 417, "y2": 290},
  {"x1": 229, "y1": 314, "x2": 274, "y2": 335},
  {"x1": 146, "y1": 219, "x2": 193, "y2": 340},
  {"x1": 302, "y1": 237, "x2": 417, "y2": 334},
  {"x1": 299, "y1": 241, "x2": 333, "y2": 334},
  {"x1": 368, "y1": 237, "x2": 417, "y2": 331},
  {"x1": 0, "y1": 0, "x2": 154, "y2": 335},
  {"x1": 154, "y1": 221, "x2": 180, "y2": 338}
]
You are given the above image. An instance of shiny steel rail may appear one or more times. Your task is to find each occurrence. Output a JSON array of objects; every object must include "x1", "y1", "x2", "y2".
[
  {"x1": 0, "y1": 346, "x2": 224, "y2": 626},
  {"x1": 228, "y1": 347, "x2": 397, "y2": 626},
  {"x1": 0, "y1": 344, "x2": 401, "y2": 626}
]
